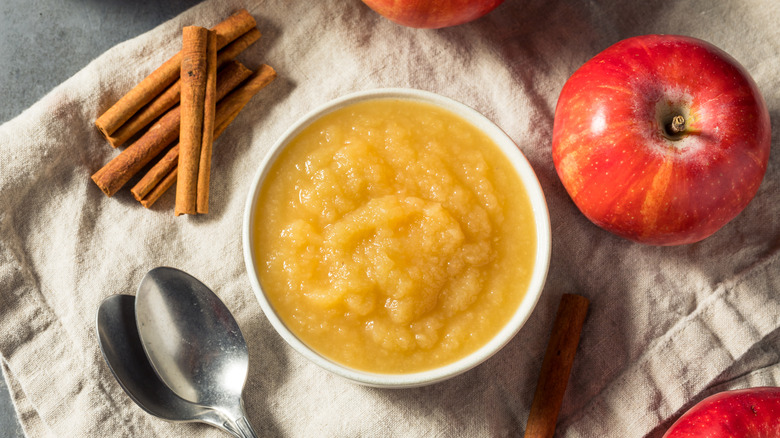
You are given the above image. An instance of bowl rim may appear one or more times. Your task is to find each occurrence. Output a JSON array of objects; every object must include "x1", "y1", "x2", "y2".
[{"x1": 242, "y1": 88, "x2": 551, "y2": 388}]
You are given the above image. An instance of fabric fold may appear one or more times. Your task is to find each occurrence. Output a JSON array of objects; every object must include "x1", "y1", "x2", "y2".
[{"x1": 562, "y1": 253, "x2": 780, "y2": 437}]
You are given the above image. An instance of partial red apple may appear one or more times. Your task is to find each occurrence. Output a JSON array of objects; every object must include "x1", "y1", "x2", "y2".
[
  {"x1": 552, "y1": 35, "x2": 771, "y2": 245},
  {"x1": 663, "y1": 387, "x2": 780, "y2": 437},
  {"x1": 361, "y1": 0, "x2": 504, "y2": 29}
]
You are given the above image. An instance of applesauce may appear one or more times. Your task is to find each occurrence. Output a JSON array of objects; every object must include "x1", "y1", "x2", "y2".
[{"x1": 253, "y1": 99, "x2": 536, "y2": 373}]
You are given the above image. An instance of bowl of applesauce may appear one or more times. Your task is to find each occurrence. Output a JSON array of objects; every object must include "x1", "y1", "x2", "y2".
[{"x1": 243, "y1": 89, "x2": 551, "y2": 387}]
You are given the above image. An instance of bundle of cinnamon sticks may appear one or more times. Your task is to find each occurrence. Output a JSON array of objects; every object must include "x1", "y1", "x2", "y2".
[{"x1": 91, "y1": 9, "x2": 276, "y2": 214}]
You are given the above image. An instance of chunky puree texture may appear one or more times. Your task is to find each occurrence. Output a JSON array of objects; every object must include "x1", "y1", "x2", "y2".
[{"x1": 253, "y1": 99, "x2": 536, "y2": 373}]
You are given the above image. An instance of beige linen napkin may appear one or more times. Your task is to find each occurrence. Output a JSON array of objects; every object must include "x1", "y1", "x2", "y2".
[{"x1": 1, "y1": 0, "x2": 779, "y2": 436}]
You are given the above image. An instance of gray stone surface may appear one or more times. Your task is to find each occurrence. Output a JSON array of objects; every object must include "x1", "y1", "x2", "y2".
[
  {"x1": 0, "y1": 377, "x2": 22, "y2": 438},
  {"x1": 0, "y1": 1, "x2": 202, "y2": 435}
]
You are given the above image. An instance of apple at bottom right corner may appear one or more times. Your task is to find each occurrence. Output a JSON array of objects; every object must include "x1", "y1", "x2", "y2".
[{"x1": 662, "y1": 387, "x2": 780, "y2": 437}]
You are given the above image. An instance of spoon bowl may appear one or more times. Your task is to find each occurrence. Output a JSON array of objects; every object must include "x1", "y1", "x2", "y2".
[
  {"x1": 134, "y1": 267, "x2": 257, "y2": 437},
  {"x1": 96, "y1": 294, "x2": 239, "y2": 435}
]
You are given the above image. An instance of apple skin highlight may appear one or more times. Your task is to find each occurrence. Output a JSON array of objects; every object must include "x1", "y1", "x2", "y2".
[{"x1": 552, "y1": 34, "x2": 771, "y2": 246}]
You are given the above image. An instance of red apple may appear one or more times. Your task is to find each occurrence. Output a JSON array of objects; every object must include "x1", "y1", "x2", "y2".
[
  {"x1": 361, "y1": 0, "x2": 504, "y2": 29},
  {"x1": 663, "y1": 387, "x2": 780, "y2": 437},
  {"x1": 552, "y1": 35, "x2": 771, "y2": 245}
]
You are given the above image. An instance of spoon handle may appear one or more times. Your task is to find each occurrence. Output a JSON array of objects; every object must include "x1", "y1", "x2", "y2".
[{"x1": 233, "y1": 416, "x2": 259, "y2": 438}]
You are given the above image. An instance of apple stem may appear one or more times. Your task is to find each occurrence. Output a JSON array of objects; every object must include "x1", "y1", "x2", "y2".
[{"x1": 667, "y1": 115, "x2": 686, "y2": 135}]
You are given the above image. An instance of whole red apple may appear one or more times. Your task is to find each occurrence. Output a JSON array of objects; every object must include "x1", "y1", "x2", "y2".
[
  {"x1": 663, "y1": 387, "x2": 780, "y2": 437},
  {"x1": 361, "y1": 0, "x2": 504, "y2": 29},
  {"x1": 552, "y1": 35, "x2": 771, "y2": 245}
]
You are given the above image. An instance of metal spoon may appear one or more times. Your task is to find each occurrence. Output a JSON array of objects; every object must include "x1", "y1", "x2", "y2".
[
  {"x1": 96, "y1": 294, "x2": 240, "y2": 436},
  {"x1": 134, "y1": 267, "x2": 258, "y2": 438}
]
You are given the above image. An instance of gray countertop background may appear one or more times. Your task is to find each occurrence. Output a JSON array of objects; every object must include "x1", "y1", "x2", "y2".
[{"x1": 0, "y1": 1, "x2": 203, "y2": 435}]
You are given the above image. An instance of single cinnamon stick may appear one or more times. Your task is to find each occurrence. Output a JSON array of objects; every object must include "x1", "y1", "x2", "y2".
[
  {"x1": 91, "y1": 61, "x2": 252, "y2": 197},
  {"x1": 196, "y1": 31, "x2": 218, "y2": 214},
  {"x1": 132, "y1": 65, "x2": 277, "y2": 208},
  {"x1": 176, "y1": 26, "x2": 211, "y2": 216},
  {"x1": 94, "y1": 9, "x2": 256, "y2": 139},
  {"x1": 140, "y1": 166, "x2": 177, "y2": 209},
  {"x1": 213, "y1": 64, "x2": 277, "y2": 123},
  {"x1": 105, "y1": 27, "x2": 262, "y2": 148},
  {"x1": 131, "y1": 144, "x2": 180, "y2": 201},
  {"x1": 524, "y1": 294, "x2": 589, "y2": 438},
  {"x1": 216, "y1": 27, "x2": 262, "y2": 67}
]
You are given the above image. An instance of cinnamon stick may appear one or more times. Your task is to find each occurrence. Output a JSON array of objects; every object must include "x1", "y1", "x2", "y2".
[
  {"x1": 216, "y1": 27, "x2": 262, "y2": 68},
  {"x1": 524, "y1": 294, "x2": 589, "y2": 438},
  {"x1": 140, "y1": 166, "x2": 177, "y2": 209},
  {"x1": 196, "y1": 31, "x2": 218, "y2": 214},
  {"x1": 175, "y1": 26, "x2": 211, "y2": 216},
  {"x1": 213, "y1": 64, "x2": 277, "y2": 124},
  {"x1": 131, "y1": 144, "x2": 180, "y2": 201},
  {"x1": 105, "y1": 28, "x2": 262, "y2": 148},
  {"x1": 91, "y1": 61, "x2": 252, "y2": 197},
  {"x1": 94, "y1": 9, "x2": 256, "y2": 140},
  {"x1": 132, "y1": 65, "x2": 277, "y2": 208}
]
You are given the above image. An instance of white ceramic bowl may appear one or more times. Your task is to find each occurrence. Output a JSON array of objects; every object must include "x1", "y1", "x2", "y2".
[{"x1": 242, "y1": 88, "x2": 551, "y2": 388}]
